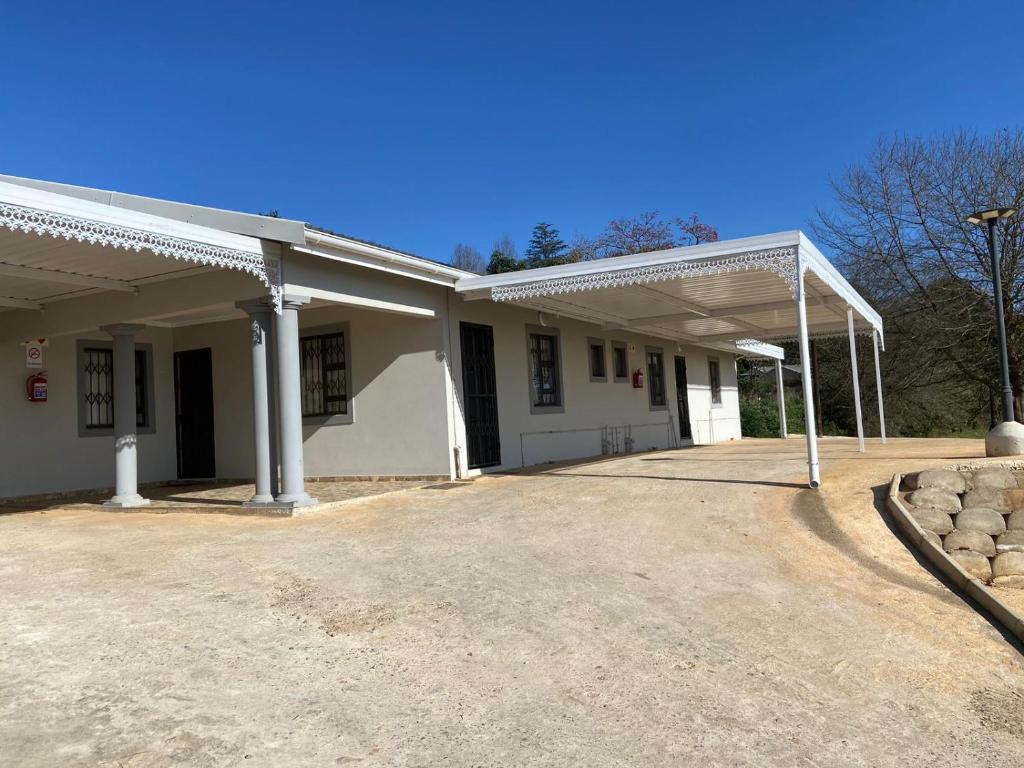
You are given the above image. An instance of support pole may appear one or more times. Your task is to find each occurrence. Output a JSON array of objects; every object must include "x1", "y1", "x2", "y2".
[
  {"x1": 775, "y1": 359, "x2": 788, "y2": 438},
  {"x1": 847, "y1": 307, "x2": 865, "y2": 453},
  {"x1": 101, "y1": 324, "x2": 150, "y2": 508},
  {"x1": 872, "y1": 329, "x2": 887, "y2": 444},
  {"x1": 274, "y1": 295, "x2": 317, "y2": 508},
  {"x1": 238, "y1": 299, "x2": 277, "y2": 506},
  {"x1": 795, "y1": 260, "x2": 821, "y2": 488}
]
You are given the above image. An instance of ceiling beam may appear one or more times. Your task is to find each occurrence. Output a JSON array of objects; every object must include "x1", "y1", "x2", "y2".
[
  {"x1": 626, "y1": 295, "x2": 847, "y2": 327},
  {"x1": 0, "y1": 296, "x2": 43, "y2": 310},
  {"x1": 0, "y1": 262, "x2": 138, "y2": 293}
]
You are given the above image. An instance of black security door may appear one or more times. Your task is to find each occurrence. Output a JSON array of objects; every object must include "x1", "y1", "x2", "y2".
[
  {"x1": 174, "y1": 347, "x2": 216, "y2": 479},
  {"x1": 460, "y1": 322, "x2": 501, "y2": 468},
  {"x1": 674, "y1": 356, "x2": 693, "y2": 441}
]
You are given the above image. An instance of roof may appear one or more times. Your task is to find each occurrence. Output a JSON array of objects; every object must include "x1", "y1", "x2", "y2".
[{"x1": 456, "y1": 231, "x2": 882, "y2": 350}]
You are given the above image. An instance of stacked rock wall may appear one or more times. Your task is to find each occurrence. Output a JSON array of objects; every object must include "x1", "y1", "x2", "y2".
[{"x1": 903, "y1": 467, "x2": 1024, "y2": 588}]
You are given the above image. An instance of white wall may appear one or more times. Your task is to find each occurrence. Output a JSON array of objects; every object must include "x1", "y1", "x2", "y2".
[
  {"x1": 448, "y1": 296, "x2": 741, "y2": 472},
  {"x1": 0, "y1": 328, "x2": 178, "y2": 498}
]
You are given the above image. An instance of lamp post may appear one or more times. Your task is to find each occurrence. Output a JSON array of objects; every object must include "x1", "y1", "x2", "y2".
[{"x1": 967, "y1": 206, "x2": 1022, "y2": 456}]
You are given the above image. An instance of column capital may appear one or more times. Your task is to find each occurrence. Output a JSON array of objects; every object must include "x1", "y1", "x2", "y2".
[
  {"x1": 280, "y1": 294, "x2": 311, "y2": 311},
  {"x1": 100, "y1": 323, "x2": 147, "y2": 338},
  {"x1": 236, "y1": 297, "x2": 276, "y2": 316}
]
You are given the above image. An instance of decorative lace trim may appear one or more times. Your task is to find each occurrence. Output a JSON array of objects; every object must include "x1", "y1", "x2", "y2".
[
  {"x1": 491, "y1": 247, "x2": 799, "y2": 302},
  {"x1": 0, "y1": 201, "x2": 283, "y2": 311}
]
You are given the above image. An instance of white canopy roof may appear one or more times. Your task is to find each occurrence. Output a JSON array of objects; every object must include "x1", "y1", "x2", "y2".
[
  {"x1": 456, "y1": 231, "x2": 882, "y2": 352},
  {"x1": 0, "y1": 179, "x2": 282, "y2": 312}
]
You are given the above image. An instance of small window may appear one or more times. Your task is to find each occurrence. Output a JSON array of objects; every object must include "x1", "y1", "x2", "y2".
[
  {"x1": 300, "y1": 331, "x2": 348, "y2": 417},
  {"x1": 709, "y1": 358, "x2": 722, "y2": 405},
  {"x1": 646, "y1": 348, "x2": 666, "y2": 408},
  {"x1": 83, "y1": 347, "x2": 114, "y2": 429},
  {"x1": 78, "y1": 341, "x2": 154, "y2": 436},
  {"x1": 528, "y1": 330, "x2": 562, "y2": 409},
  {"x1": 612, "y1": 342, "x2": 629, "y2": 382},
  {"x1": 588, "y1": 337, "x2": 606, "y2": 382}
]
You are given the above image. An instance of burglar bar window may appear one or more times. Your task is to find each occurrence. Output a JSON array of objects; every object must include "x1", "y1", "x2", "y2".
[
  {"x1": 647, "y1": 349, "x2": 666, "y2": 407},
  {"x1": 300, "y1": 331, "x2": 348, "y2": 417},
  {"x1": 83, "y1": 348, "x2": 114, "y2": 429},
  {"x1": 709, "y1": 358, "x2": 722, "y2": 405},
  {"x1": 81, "y1": 348, "x2": 149, "y2": 429},
  {"x1": 528, "y1": 332, "x2": 561, "y2": 407}
]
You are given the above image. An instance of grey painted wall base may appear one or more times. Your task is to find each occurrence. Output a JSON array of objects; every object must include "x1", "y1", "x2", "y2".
[{"x1": 887, "y1": 474, "x2": 1024, "y2": 645}]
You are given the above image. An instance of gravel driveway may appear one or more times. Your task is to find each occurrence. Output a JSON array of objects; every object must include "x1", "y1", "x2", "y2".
[{"x1": 1, "y1": 437, "x2": 1022, "y2": 767}]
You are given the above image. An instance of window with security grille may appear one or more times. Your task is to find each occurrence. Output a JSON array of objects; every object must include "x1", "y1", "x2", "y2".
[
  {"x1": 83, "y1": 348, "x2": 114, "y2": 429},
  {"x1": 528, "y1": 332, "x2": 561, "y2": 407},
  {"x1": 81, "y1": 348, "x2": 148, "y2": 429},
  {"x1": 300, "y1": 331, "x2": 348, "y2": 417}
]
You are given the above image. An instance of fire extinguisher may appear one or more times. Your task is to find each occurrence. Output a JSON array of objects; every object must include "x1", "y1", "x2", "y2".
[
  {"x1": 632, "y1": 368, "x2": 644, "y2": 389},
  {"x1": 26, "y1": 371, "x2": 48, "y2": 402}
]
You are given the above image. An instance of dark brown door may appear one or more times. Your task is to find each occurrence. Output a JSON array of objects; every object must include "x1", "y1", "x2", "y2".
[
  {"x1": 674, "y1": 356, "x2": 692, "y2": 441},
  {"x1": 174, "y1": 348, "x2": 216, "y2": 479},
  {"x1": 460, "y1": 322, "x2": 501, "y2": 468}
]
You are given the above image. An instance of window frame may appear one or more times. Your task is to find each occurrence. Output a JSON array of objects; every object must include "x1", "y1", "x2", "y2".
[
  {"x1": 708, "y1": 356, "x2": 723, "y2": 407},
  {"x1": 299, "y1": 321, "x2": 354, "y2": 426},
  {"x1": 525, "y1": 324, "x2": 564, "y2": 414},
  {"x1": 646, "y1": 345, "x2": 668, "y2": 411},
  {"x1": 611, "y1": 340, "x2": 629, "y2": 383},
  {"x1": 76, "y1": 339, "x2": 156, "y2": 438},
  {"x1": 587, "y1": 337, "x2": 607, "y2": 383}
]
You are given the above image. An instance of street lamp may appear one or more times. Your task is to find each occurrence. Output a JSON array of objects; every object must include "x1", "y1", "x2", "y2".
[{"x1": 967, "y1": 206, "x2": 1021, "y2": 456}]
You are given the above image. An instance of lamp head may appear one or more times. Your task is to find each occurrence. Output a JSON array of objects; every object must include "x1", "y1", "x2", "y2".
[{"x1": 967, "y1": 207, "x2": 1017, "y2": 225}]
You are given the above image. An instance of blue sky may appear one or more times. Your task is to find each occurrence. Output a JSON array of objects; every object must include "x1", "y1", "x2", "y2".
[{"x1": 2, "y1": 2, "x2": 1021, "y2": 265}]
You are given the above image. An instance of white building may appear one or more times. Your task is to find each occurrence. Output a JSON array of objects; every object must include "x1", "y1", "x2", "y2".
[{"x1": 0, "y1": 175, "x2": 884, "y2": 504}]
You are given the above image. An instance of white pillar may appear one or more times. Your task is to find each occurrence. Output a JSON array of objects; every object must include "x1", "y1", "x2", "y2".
[
  {"x1": 775, "y1": 359, "x2": 788, "y2": 439},
  {"x1": 101, "y1": 324, "x2": 150, "y2": 508},
  {"x1": 238, "y1": 299, "x2": 276, "y2": 506},
  {"x1": 847, "y1": 307, "x2": 865, "y2": 453},
  {"x1": 795, "y1": 260, "x2": 821, "y2": 488},
  {"x1": 873, "y1": 329, "x2": 887, "y2": 444},
  {"x1": 274, "y1": 295, "x2": 317, "y2": 508}
]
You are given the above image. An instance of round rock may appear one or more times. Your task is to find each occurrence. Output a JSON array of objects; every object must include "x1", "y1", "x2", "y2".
[
  {"x1": 955, "y1": 508, "x2": 1007, "y2": 535},
  {"x1": 985, "y1": 420, "x2": 1024, "y2": 457},
  {"x1": 910, "y1": 507, "x2": 954, "y2": 535},
  {"x1": 996, "y1": 531, "x2": 1024, "y2": 553},
  {"x1": 922, "y1": 529, "x2": 943, "y2": 548},
  {"x1": 962, "y1": 488, "x2": 1010, "y2": 512},
  {"x1": 943, "y1": 530, "x2": 996, "y2": 557},
  {"x1": 902, "y1": 472, "x2": 921, "y2": 491},
  {"x1": 915, "y1": 469, "x2": 968, "y2": 494},
  {"x1": 972, "y1": 467, "x2": 1018, "y2": 490},
  {"x1": 908, "y1": 487, "x2": 962, "y2": 511},
  {"x1": 992, "y1": 551, "x2": 1024, "y2": 579},
  {"x1": 950, "y1": 550, "x2": 992, "y2": 581}
]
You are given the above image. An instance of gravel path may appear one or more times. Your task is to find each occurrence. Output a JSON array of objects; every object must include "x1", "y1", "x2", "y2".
[{"x1": 1, "y1": 437, "x2": 1021, "y2": 767}]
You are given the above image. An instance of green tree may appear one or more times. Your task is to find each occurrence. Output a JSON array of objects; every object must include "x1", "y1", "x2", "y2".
[
  {"x1": 486, "y1": 248, "x2": 522, "y2": 274},
  {"x1": 524, "y1": 222, "x2": 568, "y2": 268}
]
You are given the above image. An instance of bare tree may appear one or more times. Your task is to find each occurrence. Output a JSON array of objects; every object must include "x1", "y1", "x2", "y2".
[
  {"x1": 492, "y1": 235, "x2": 517, "y2": 263},
  {"x1": 451, "y1": 243, "x2": 486, "y2": 274},
  {"x1": 598, "y1": 211, "x2": 676, "y2": 257},
  {"x1": 676, "y1": 213, "x2": 720, "y2": 246},
  {"x1": 815, "y1": 130, "x2": 1024, "y2": 416},
  {"x1": 566, "y1": 234, "x2": 601, "y2": 263}
]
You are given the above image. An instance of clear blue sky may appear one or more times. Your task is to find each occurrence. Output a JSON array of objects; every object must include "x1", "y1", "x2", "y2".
[{"x1": 2, "y1": 2, "x2": 1021, "y2": 265}]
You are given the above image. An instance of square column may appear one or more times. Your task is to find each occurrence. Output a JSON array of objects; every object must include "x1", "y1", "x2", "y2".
[
  {"x1": 274, "y1": 295, "x2": 317, "y2": 508},
  {"x1": 237, "y1": 298, "x2": 278, "y2": 506},
  {"x1": 100, "y1": 324, "x2": 150, "y2": 508}
]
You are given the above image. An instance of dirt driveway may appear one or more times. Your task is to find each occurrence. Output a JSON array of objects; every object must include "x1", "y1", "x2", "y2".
[{"x1": 1, "y1": 437, "x2": 1022, "y2": 767}]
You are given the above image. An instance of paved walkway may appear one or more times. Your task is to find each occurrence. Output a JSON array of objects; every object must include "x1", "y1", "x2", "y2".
[{"x1": 1, "y1": 438, "x2": 1022, "y2": 766}]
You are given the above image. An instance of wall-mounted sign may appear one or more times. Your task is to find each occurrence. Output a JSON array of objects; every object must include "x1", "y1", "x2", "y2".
[{"x1": 22, "y1": 338, "x2": 48, "y2": 369}]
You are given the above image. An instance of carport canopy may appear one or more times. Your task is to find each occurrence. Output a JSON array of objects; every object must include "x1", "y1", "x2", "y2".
[{"x1": 455, "y1": 231, "x2": 885, "y2": 488}]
